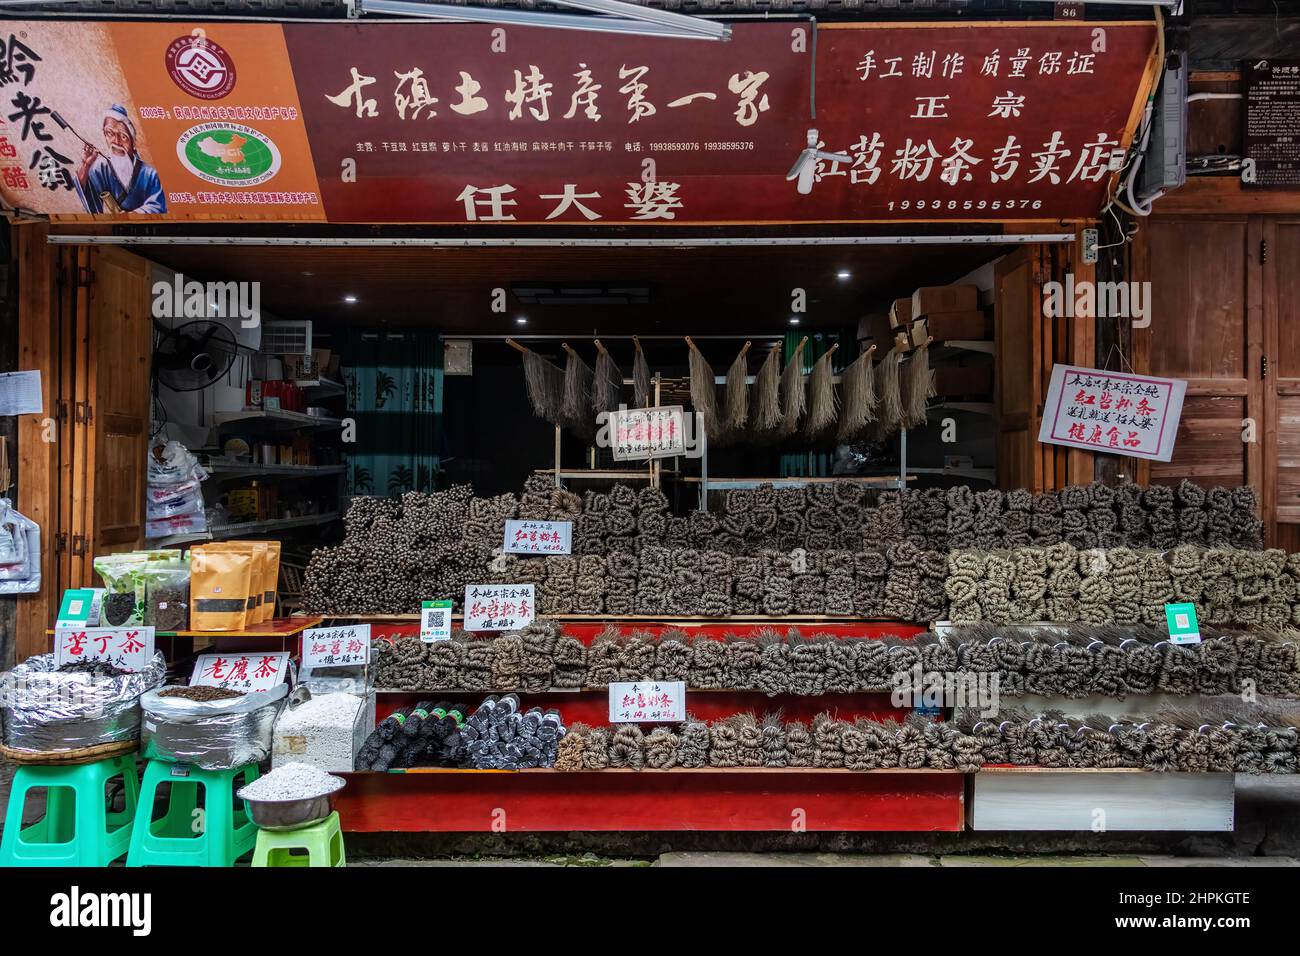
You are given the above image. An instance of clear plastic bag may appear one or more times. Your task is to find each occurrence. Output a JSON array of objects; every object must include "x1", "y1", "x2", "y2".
[
  {"x1": 93, "y1": 553, "x2": 148, "y2": 626},
  {"x1": 0, "y1": 499, "x2": 39, "y2": 594},
  {"x1": 145, "y1": 511, "x2": 208, "y2": 540},
  {"x1": 148, "y1": 440, "x2": 205, "y2": 486},
  {"x1": 140, "y1": 561, "x2": 191, "y2": 631},
  {"x1": 146, "y1": 481, "x2": 205, "y2": 520}
]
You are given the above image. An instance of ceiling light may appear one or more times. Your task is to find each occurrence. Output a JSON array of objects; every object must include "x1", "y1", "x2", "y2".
[
  {"x1": 515, "y1": 316, "x2": 528, "y2": 326},
  {"x1": 837, "y1": 270, "x2": 851, "y2": 280},
  {"x1": 789, "y1": 317, "x2": 801, "y2": 326},
  {"x1": 360, "y1": 0, "x2": 729, "y2": 40},
  {"x1": 344, "y1": 294, "x2": 358, "y2": 304}
]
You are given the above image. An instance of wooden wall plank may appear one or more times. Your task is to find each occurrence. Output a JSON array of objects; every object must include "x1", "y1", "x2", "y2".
[{"x1": 14, "y1": 224, "x2": 57, "y2": 661}]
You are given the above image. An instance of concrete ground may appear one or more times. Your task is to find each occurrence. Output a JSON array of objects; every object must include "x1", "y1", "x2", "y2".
[
  {"x1": 353, "y1": 852, "x2": 1300, "y2": 866},
  {"x1": 3, "y1": 757, "x2": 1299, "y2": 863}
]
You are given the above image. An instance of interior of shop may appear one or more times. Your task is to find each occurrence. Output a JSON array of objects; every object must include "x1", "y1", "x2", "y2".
[{"x1": 141, "y1": 239, "x2": 1008, "y2": 568}]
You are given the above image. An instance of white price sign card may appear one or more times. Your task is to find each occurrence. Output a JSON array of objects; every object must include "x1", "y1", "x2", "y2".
[
  {"x1": 190, "y1": 651, "x2": 290, "y2": 693},
  {"x1": 503, "y1": 519, "x2": 573, "y2": 555},
  {"x1": 302, "y1": 624, "x2": 371, "y2": 667},
  {"x1": 54, "y1": 626, "x2": 155, "y2": 672},
  {"x1": 607, "y1": 405, "x2": 687, "y2": 461},
  {"x1": 1039, "y1": 364, "x2": 1186, "y2": 462},
  {"x1": 463, "y1": 584, "x2": 535, "y2": 632},
  {"x1": 609, "y1": 681, "x2": 686, "y2": 723}
]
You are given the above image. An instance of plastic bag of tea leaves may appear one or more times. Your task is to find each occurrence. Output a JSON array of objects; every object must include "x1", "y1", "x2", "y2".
[
  {"x1": 93, "y1": 553, "x2": 150, "y2": 627},
  {"x1": 140, "y1": 559, "x2": 191, "y2": 632}
]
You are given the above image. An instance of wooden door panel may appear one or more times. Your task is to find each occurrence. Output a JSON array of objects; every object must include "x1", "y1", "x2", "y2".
[
  {"x1": 1150, "y1": 395, "x2": 1247, "y2": 486},
  {"x1": 84, "y1": 246, "x2": 151, "y2": 559},
  {"x1": 1145, "y1": 219, "x2": 1249, "y2": 379},
  {"x1": 1270, "y1": 221, "x2": 1300, "y2": 526},
  {"x1": 994, "y1": 245, "x2": 1042, "y2": 492},
  {"x1": 1275, "y1": 223, "x2": 1300, "y2": 380},
  {"x1": 1276, "y1": 395, "x2": 1300, "y2": 523},
  {"x1": 1142, "y1": 218, "x2": 1257, "y2": 499}
]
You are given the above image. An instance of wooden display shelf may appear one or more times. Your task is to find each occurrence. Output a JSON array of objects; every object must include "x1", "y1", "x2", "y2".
[
  {"x1": 362, "y1": 620, "x2": 926, "y2": 646},
  {"x1": 212, "y1": 408, "x2": 343, "y2": 429},
  {"x1": 373, "y1": 689, "x2": 906, "y2": 726},
  {"x1": 330, "y1": 613, "x2": 927, "y2": 626},
  {"x1": 679, "y1": 475, "x2": 910, "y2": 487},
  {"x1": 357, "y1": 767, "x2": 960, "y2": 775},
  {"x1": 333, "y1": 766, "x2": 965, "y2": 832},
  {"x1": 46, "y1": 616, "x2": 322, "y2": 640},
  {"x1": 152, "y1": 512, "x2": 341, "y2": 546}
]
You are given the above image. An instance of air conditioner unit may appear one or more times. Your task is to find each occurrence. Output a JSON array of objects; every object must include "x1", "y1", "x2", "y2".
[{"x1": 260, "y1": 320, "x2": 313, "y2": 357}]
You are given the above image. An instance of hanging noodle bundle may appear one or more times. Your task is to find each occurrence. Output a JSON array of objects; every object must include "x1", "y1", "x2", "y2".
[
  {"x1": 513, "y1": 339, "x2": 565, "y2": 424},
  {"x1": 722, "y1": 341, "x2": 751, "y2": 436},
  {"x1": 804, "y1": 344, "x2": 839, "y2": 442},
  {"x1": 592, "y1": 341, "x2": 623, "y2": 416},
  {"x1": 632, "y1": 337, "x2": 652, "y2": 409},
  {"x1": 874, "y1": 346, "x2": 904, "y2": 439},
  {"x1": 750, "y1": 345, "x2": 782, "y2": 438},
  {"x1": 836, "y1": 344, "x2": 877, "y2": 442},
  {"x1": 902, "y1": 341, "x2": 935, "y2": 430},
  {"x1": 562, "y1": 344, "x2": 594, "y2": 435},
  {"x1": 778, "y1": 337, "x2": 808, "y2": 437},
  {"x1": 686, "y1": 337, "x2": 722, "y2": 442}
]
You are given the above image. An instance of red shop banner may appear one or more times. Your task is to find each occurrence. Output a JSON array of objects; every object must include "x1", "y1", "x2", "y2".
[{"x1": 0, "y1": 19, "x2": 1156, "y2": 223}]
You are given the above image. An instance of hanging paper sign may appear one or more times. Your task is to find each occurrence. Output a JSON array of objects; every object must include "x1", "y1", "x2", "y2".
[
  {"x1": 463, "y1": 584, "x2": 534, "y2": 632},
  {"x1": 190, "y1": 651, "x2": 290, "y2": 692},
  {"x1": 54, "y1": 626, "x2": 155, "y2": 672},
  {"x1": 503, "y1": 519, "x2": 573, "y2": 555},
  {"x1": 420, "y1": 599, "x2": 454, "y2": 643},
  {"x1": 301, "y1": 623, "x2": 371, "y2": 667},
  {"x1": 1038, "y1": 365, "x2": 1186, "y2": 462},
  {"x1": 609, "y1": 680, "x2": 686, "y2": 723},
  {"x1": 606, "y1": 406, "x2": 688, "y2": 460}
]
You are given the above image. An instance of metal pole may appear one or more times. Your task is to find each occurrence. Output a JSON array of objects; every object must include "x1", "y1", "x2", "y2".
[
  {"x1": 899, "y1": 428, "x2": 908, "y2": 490},
  {"x1": 699, "y1": 416, "x2": 709, "y2": 513}
]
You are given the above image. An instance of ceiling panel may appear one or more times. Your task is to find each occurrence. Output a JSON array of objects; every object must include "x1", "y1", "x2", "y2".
[{"x1": 131, "y1": 241, "x2": 1008, "y2": 334}]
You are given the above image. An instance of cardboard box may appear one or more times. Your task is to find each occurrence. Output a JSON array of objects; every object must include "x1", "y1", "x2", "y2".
[
  {"x1": 888, "y1": 297, "x2": 914, "y2": 329},
  {"x1": 921, "y1": 310, "x2": 987, "y2": 342},
  {"x1": 906, "y1": 318, "x2": 929, "y2": 350},
  {"x1": 934, "y1": 363, "x2": 993, "y2": 397},
  {"x1": 858, "y1": 312, "x2": 893, "y2": 348},
  {"x1": 911, "y1": 284, "x2": 978, "y2": 319}
]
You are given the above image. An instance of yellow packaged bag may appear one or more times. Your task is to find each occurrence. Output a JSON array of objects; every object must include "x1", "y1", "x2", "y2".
[
  {"x1": 262, "y1": 540, "x2": 282, "y2": 622},
  {"x1": 203, "y1": 541, "x2": 269, "y2": 623},
  {"x1": 189, "y1": 545, "x2": 253, "y2": 632}
]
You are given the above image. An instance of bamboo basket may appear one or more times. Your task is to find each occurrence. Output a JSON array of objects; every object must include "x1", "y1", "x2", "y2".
[{"x1": 0, "y1": 739, "x2": 138, "y2": 766}]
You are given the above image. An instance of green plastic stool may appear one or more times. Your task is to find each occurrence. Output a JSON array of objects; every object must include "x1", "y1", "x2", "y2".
[
  {"x1": 126, "y1": 761, "x2": 259, "y2": 867},
  {"x1": 0, "y1": 754, "x2": 139, "y2": 867},
  {"x1": 252, "y1": 812, "x2": 346, "y2": 868}
]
